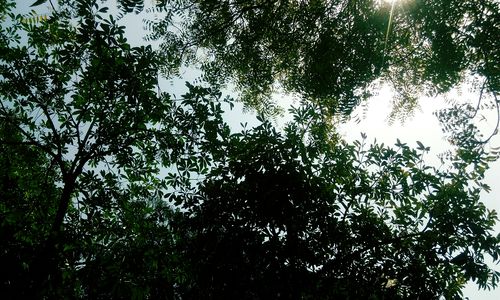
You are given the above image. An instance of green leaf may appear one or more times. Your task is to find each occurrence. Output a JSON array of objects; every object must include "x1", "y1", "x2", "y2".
[{"x1": 30, "y1": 0, "x2": 47, "y2": 7}]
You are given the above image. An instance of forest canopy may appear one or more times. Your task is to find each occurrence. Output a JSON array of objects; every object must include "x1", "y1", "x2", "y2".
[
  {"x1": 0, "y1": 0, "x2": 499, "y2": 299},
  {"x1": 138, "y1": 0, "x2": 500, "y2": 117}
]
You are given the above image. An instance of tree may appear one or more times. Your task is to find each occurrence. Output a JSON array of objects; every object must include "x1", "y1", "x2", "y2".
[
  {"x1": 135, "y1": 0, "x2": 499, "y2": 117},
  {"x1": 173, "y1": 103, "x2": 500, "y2": 299},
  {"x1": 1, "y1": 0, "x2": 499, "y2": 299},
  {"x1": 0, "y1": 0, "x2": 228, "y2": 297}
]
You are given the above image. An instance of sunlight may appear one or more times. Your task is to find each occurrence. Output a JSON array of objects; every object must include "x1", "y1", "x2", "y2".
[{"x1": 382, "y1": 0, "x2": 398, "y2": 63}]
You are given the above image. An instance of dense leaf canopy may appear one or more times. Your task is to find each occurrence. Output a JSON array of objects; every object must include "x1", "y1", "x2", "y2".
[
  {"x1": 139, "y1": 0, "x2": 500, "y2": 116},
  {"x1": 0, "y1": 0, "x2": 499, "y2": 299},
  {"x1": 172, "y1": 103, "x2": 500, "y2": 299},
  {"x1": 1, "y1": 0, "x2": 226, "y2": 297}
]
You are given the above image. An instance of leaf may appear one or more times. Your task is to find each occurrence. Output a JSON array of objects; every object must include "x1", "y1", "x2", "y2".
[
  {"x1": 30, "y1": 0, "x2": 47, "y2": 7},
  {"x1": 450, "y1": 251, "x2": 469, "y2": 265}
]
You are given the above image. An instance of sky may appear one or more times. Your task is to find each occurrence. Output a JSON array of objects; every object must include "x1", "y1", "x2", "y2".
[{"x1": 12, "y1": 0, "x2": 500, "y2": 298}]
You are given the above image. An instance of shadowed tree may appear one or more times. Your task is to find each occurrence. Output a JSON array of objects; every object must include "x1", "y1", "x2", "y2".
[
  {"x1": 0, "y1": 0, "x2": 229, "y2": 297},
  {"x1": 172, "y1": 103, "x2": 500, "y2": 299},
  {"x1": 1, "y1": 0, "x2": 499, "y2": 299}
]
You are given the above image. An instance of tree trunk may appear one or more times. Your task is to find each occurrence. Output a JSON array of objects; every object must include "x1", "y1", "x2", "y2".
[{"x1": 28, "y1": 175, "x2": 76, "y2": 298}]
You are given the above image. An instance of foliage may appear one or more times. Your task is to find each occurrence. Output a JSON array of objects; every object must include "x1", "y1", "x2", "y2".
[
  {"x1": 0, "y1": 0, "x2": 498, "y2": 299},
  {"x1": 134, "y1": 0, "x2": 500, "y2": 117},
  {"x1": 173, "y1": 103, "x2": 500, "y2": 299},
  {"x1": 0, "y1": 0, "x2": 227, "y2": 297}
]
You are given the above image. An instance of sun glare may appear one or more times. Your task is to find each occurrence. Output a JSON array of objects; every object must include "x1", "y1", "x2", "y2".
[{"x1": 381, "y1": 0, "x2": 399, "y2": 64}]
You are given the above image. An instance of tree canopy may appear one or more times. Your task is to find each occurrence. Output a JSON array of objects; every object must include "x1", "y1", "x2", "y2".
[
  {"x1": 174, "y1": 104, "x2": 500, "y2": 299},
  {"x1": 139, "y1": 0, "x2": 500, "y2": 116},
  {"x1": 0, "y1": 0, "x2": 226, "y2": 296},
  {"x1": 0, "y1": 0, "x2": 499, "y2": 299}
]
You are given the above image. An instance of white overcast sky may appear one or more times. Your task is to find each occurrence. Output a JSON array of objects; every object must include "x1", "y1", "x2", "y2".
[{"x1": 14, "y1": 1, "x2": 500, "y2": 298}]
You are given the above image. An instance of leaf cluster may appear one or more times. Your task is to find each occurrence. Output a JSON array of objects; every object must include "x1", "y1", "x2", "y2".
[
  {"x1": 0, "y1": 1, "x2": 498, "y2": 299},
  {"x1": 134, "y1": 0, "x2": 499, "y2": 117}
]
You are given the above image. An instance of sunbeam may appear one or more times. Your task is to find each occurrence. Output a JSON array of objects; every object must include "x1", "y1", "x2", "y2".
[{"x1": 383, "y1": 0, "x2": 398, "y2": 63}]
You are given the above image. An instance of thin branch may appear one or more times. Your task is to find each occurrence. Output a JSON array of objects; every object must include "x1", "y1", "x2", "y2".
[
  {"x1": 478, "y1": 90, "x2": 500, "y2": 144},
  {"x1": 48, "y1": 0, "x2": 56, "y2": 12},
  {"x1": 0, "y1": 113, "x2": 59, "y2": 165},
  {"x1": 70, "y1": 118, "x2": 97, "y2": 175},
  {"x1": 39, "y1": 103, "x2": 64, "y2": 158},
  {"x1": 6, "y1": 62, "x2": 67, "y2": 172},
  {"x1": 468, "y1": 79, "x2": 487, "y2": 119}
]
